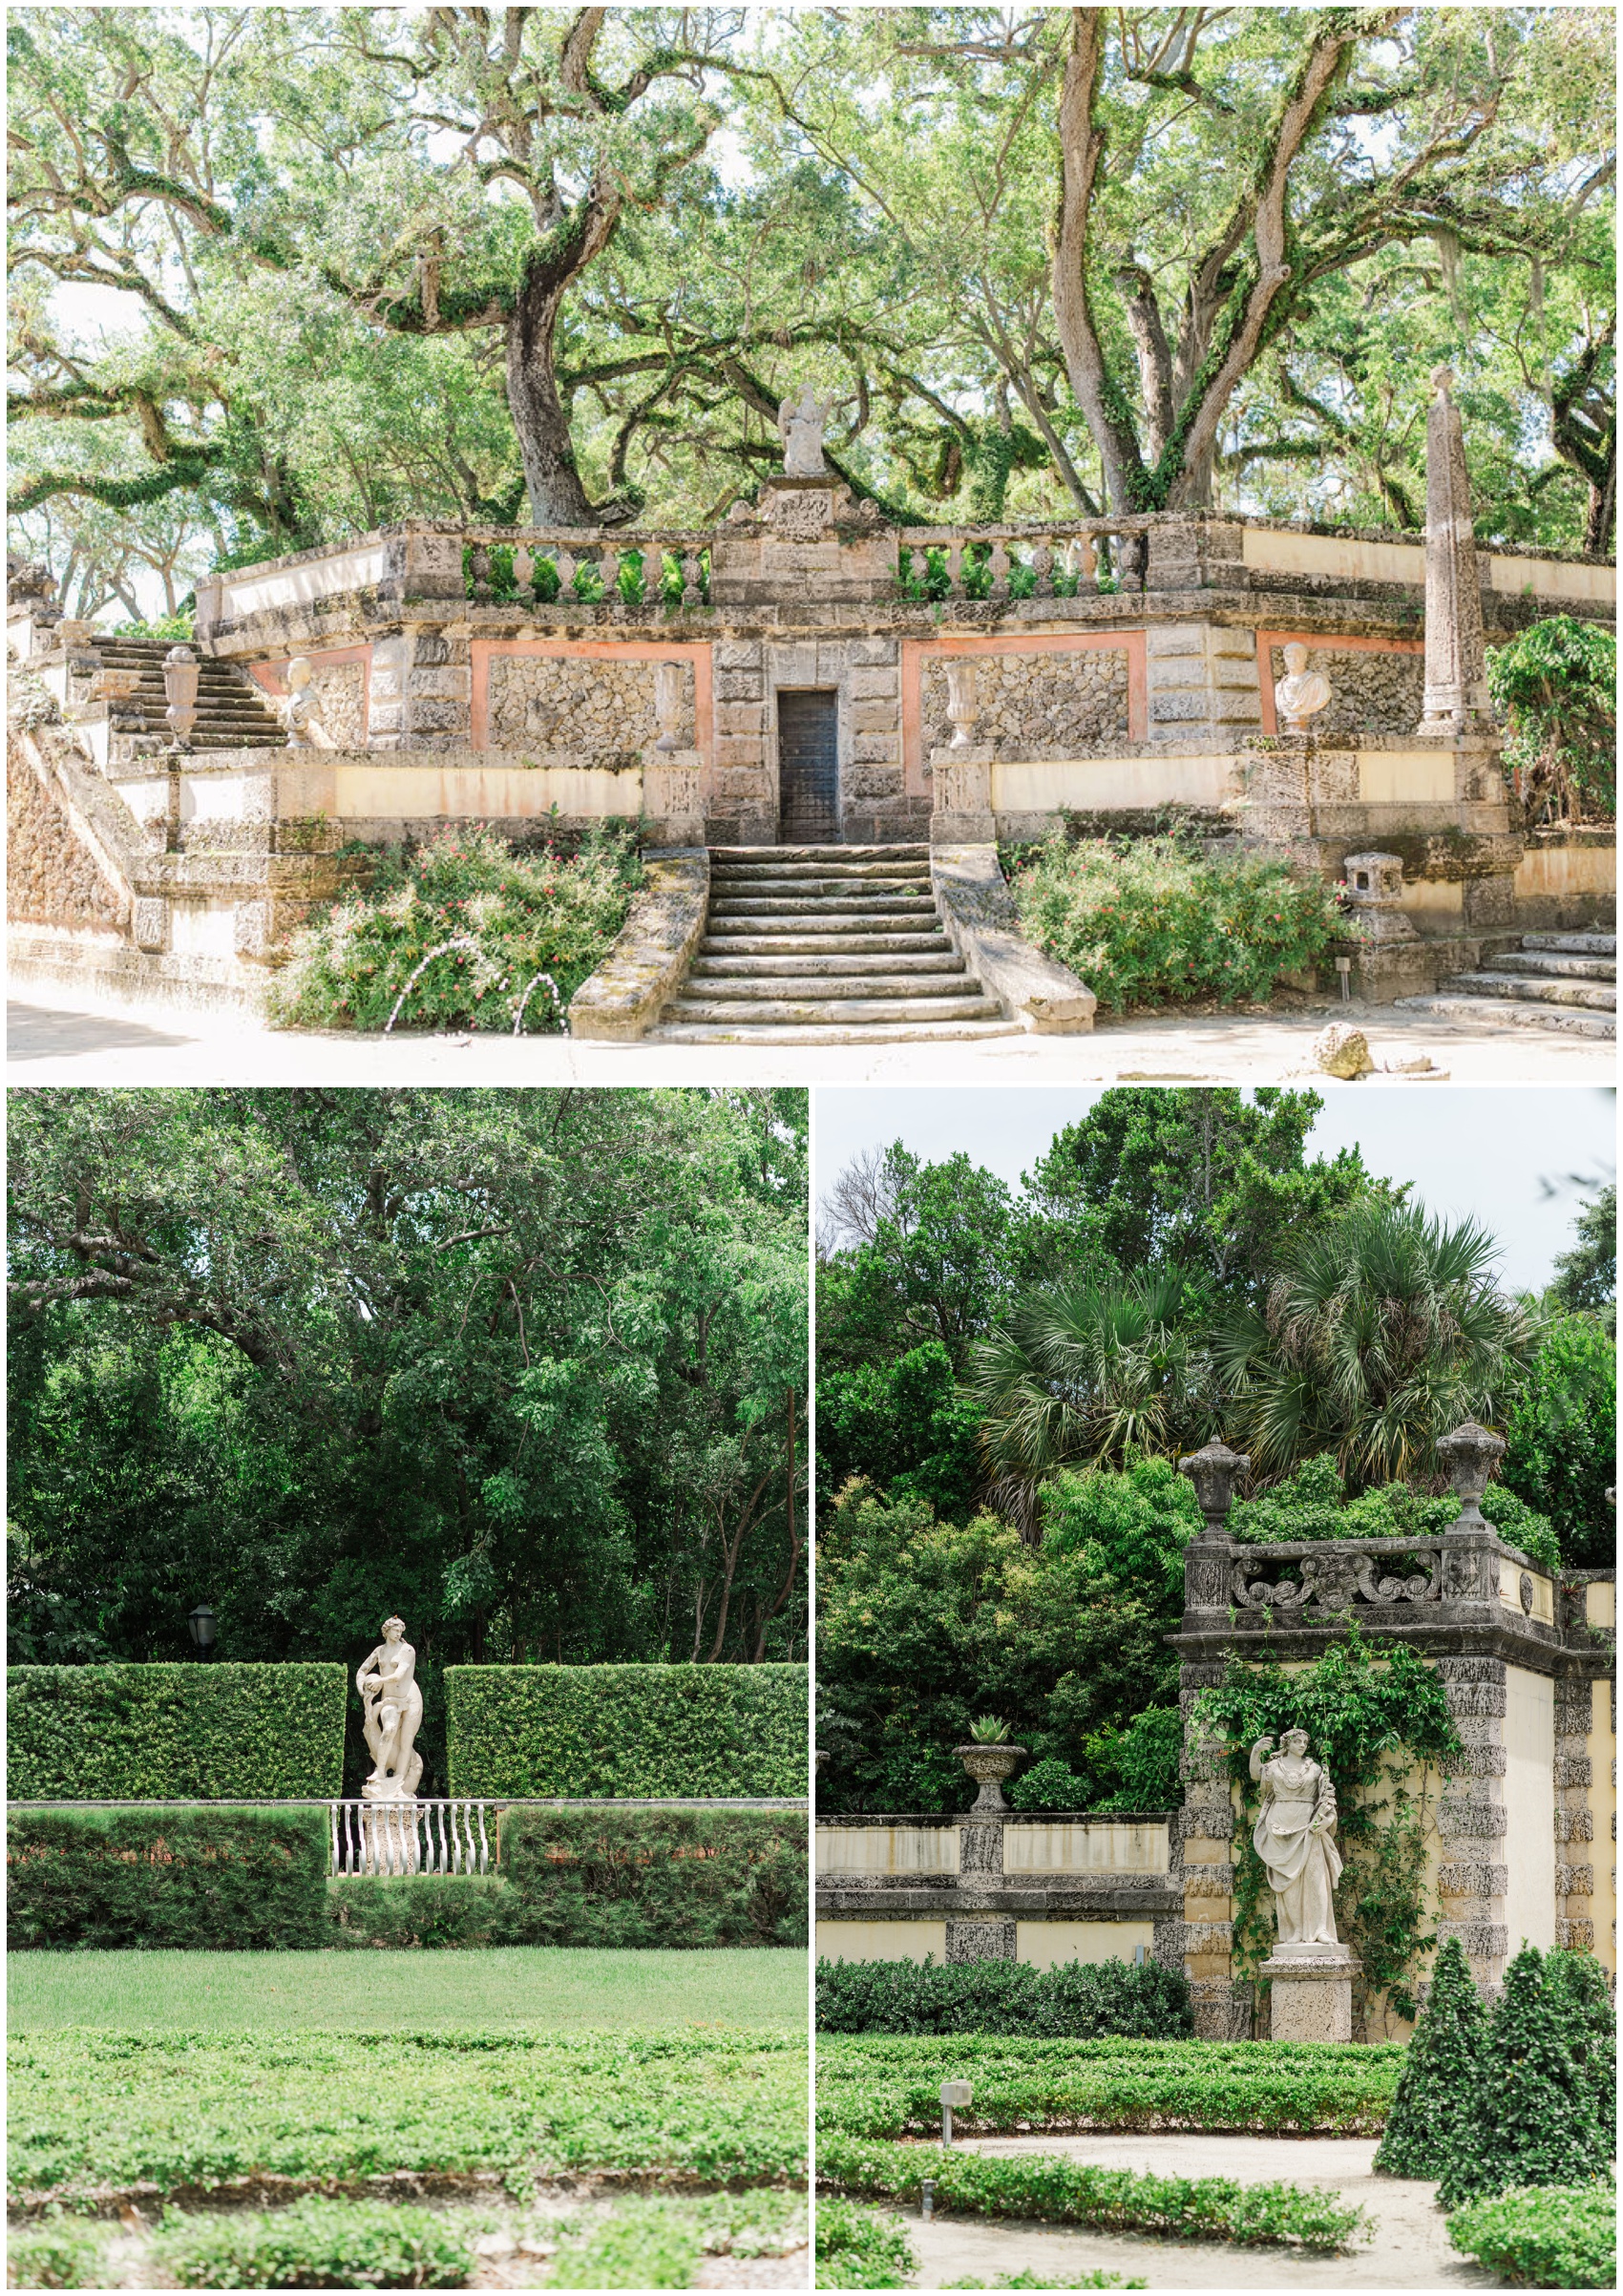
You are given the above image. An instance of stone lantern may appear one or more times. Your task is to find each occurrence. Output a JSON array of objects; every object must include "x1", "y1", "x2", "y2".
[
  {"x1": 1340, "y1": 851, "x2": 1418, "y2": 943},
  {"x1": 1436, "y1": 1420, "x2": 1507, "y2": 1529},
  {"x1": 1179, "y1": 1439, "x2": 1251, "y2": 1538}
]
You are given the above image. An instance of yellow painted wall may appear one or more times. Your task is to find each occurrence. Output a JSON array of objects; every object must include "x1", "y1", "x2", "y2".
[
  {"x1": 1505, "y1": 1665, "x2": 1557, "y2": 1954},
  {"x1": 817, "y1": 1919, "x2": 946, "y2": 1962},
  {"x1": 1586, "y1": 1677, "x2": 1617, "y2": 1975},
  {"x1": 815, "y1": 1826, "x2": 957, "y2": 1877},
  {"x1": 1002, "y1": 1820, "x2": 1169, "y2": 1876},
  {"x1": 1017, "y1": 1921, "x2": 1156, "y2": 1970},
  {"x1": 1497, "y1": 1558, "x2": 1557, "y2": 1626},
  {"x1": 1356, "y1": 748, "x2": 1456, "y2": 803},
  {"x1": 991, "y1": 755, "x2": 1238, "y2": 812},
  {"x1": 1514, "y1": 844, "x2": 1616, "y2": 901}
]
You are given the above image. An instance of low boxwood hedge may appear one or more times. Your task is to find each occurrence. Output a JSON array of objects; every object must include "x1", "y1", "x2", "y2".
[
  {"x1": 817, "y1": 1954, "x2": 1192, "y2": 2038},
  {"x1": 502, "y1": 1806, "x2": 807, "y2": 1948},
  {"x1": 8, "y1": 1808, "x2": 329, "y2": 1950},
  {"x1": 8, "y1": 1665, "x2": 347, "y2": 1801},
  {"x1": 1446, "y1": 2181, "x2": 1617, "y2": 2289},
  {"x1": 445, "y1": 1662, "x2": 807, "y2": 1797}
]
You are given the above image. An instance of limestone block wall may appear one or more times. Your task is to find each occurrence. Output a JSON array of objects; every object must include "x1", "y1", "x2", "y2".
[
  {"x1": 248, "y1": 647, "x2": 372, "y2": 747},
  {"x1": 1259, "y1": 636, "x2": 1424, "y2": 738},
  {"x1": 483, "y1": 654, "x2": 691, "y2": 764},
  {"x1": 919, "y1": 645, "x2": 1131, "y2": 759},
  {"x1": 369, "y1": 632, "x2": 472, "y2": 751},
  {"x1": 8, "y1": 737, "x2": 127, "y2": 935}
]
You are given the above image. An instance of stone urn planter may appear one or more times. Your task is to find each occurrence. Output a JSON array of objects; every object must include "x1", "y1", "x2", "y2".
[{"x1": 955, "y1": 1742, "x2": 1026, "y2": 1813}]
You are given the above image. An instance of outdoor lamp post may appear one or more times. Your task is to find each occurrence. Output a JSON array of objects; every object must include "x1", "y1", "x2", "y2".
[{"x1": 187, "y1": 1602, "x2": 219, "y2": 1659}]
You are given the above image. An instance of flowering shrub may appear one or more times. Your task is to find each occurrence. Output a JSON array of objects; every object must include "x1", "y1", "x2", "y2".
[
  {"x1": 267, "y1": 823, "x2": 642, "y2": 1034},
  {"x1": 1006, "y1": 832, "x2": 1338, "y2": 1013}
]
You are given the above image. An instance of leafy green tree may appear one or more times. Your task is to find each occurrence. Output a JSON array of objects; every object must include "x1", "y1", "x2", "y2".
[
  {"x1": 814, "y1": 1342, "x2": 982, "y2": 1525},
  {"x1": 1373, "y1": 1936, "x2": 1488, "y2": 2179},
  {"x1": 1438, "y1": 1945, "x2": 1616, "y2": 2207},
  {"x1": 1214, "y1": 1198, "x2": 1536, "y2": 1485},
  {"x1": 1549, "y1": 1182, "x2": 1617, "y2": 1317},
  {"x1": 8, "y1": 1088, "x2": 807, "y2": 1790},
  {"x1": 1023, "y1": 1089, "x2": 1379, "y2": 1316},
  {"x1": 1487, "y1": 619, "x2": 1617, "y2": 824},
  {"x1": 816, "y1": 1459, "x2": 1193, "y2": 1813},
  {"x1": 1500, "y1": 1313, "x2": 1615, "y2": 1568},
  {"x1": 817, "y1": 1144, "x2": 1027, "y2": 1378}
]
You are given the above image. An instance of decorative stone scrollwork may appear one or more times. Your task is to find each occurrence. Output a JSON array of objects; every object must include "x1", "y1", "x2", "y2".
[{"x1": 1231, "y1": 1545, "x2": 1443, "y2": 1611}]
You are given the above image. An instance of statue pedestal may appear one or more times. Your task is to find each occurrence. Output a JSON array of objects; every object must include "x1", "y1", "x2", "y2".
[
  {"x1": 1261, "y1": 1946, "x2": 1360, "y2": 2043},
  {"x1": 358, "y1": 1793, "x2": 421, "y2": 1875}
]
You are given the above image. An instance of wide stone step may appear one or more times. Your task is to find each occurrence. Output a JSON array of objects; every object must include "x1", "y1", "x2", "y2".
[
  {"x1": 664, "y1": 991, "x2": 1004, "y2": 1026},
  {"x1": 650, "y1": 1016, "x2": 1018, "y2": 1043},
  {"x1": 1521, "y1": 932, "x2": 1617, "y2": 957},
  {"x1": 1443, "y1": 972, "x2": 1616, "y2": 1011},
  {"x1": 710, "y1": 896, "x2": 938, "y2": 920},
  {"x1": 692, "y1": 951, "x2": 965, "y2": 979},
  {"x1": 710, "y1": 843, "x2": 928, "y2": 862},
  {"x1": 702, "y1": 930, "x2": 955, "y2": 958},
  {"x1": 1394, "y1": 993, "x2": 1616, "y2": 1040},
  {"x1": 710, "y1": 861, "x2": 932, "y2": 883},
  {"x1": 1494, "y1": 951, "x2": 1617, "y2": 982},
  {"x1": 706, "y1": 908, "x2": 942, "y2": 935},
  {"x1": 710, "y1": 870, "x2": 932, "y2": 893},
  {"x1": 683, "y1": 970, "x2": 978, "y2": 1001}
]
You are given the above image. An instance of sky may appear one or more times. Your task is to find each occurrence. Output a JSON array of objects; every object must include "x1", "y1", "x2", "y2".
[{"x1": 813, "y1": 1086, "x2": 1616, "y2": 1295}]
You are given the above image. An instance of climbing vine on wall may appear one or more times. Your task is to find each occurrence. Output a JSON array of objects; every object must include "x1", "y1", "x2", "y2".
[{"x1": 1195, "y1": 1626, "x2": 1461, "y2": 2030}]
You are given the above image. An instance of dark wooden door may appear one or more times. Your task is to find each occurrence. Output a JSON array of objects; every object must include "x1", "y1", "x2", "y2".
[{"x1": 776, "y1": 689, "x2": 839, "y2": 842}]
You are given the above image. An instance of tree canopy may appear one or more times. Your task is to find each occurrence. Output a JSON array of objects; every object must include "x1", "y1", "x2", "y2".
[
  {"x1": 9, "y1": 6, "x2": 1614, "y2": 606},
  {"x1": 8, "y1": 1085, "x2": 809, "y2": 1789}
]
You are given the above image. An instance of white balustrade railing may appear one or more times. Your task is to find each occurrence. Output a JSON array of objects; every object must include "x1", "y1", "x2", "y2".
[
  {"x1": 895, "y1": 516, "x2": 1154, "y2": 600},
  {"x1": 462, "y1": 530, "x2": 711, "y2": 609},
  {"x1": 329, "y1": 1797, "x2": 494, "y2": 1877}
]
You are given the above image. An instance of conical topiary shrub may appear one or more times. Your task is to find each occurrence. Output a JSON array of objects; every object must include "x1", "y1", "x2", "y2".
[
  {"x1": 1438, "y1": 1944, "x2": 1616, "y2": 2209},
  {"x1": 1545, "y1": 1948, "x2": 1617, "y2": 2157},
  {"x1": 1374, "y1": 1937, "x2": 1486, "y2": 2180}
]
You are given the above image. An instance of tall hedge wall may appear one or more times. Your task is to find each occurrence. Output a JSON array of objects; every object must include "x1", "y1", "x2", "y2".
[
  {"x1": 502, "y1": 1807, "x2": 807, "y2": 1948},
  {"x1": 445, "y1": 1663, "x2": 808, "y2": 1798},
  {"x1": 8, "y1": 1808, "x2": 330, "y2": 1949},
  {"x1": 8, "y1": 1665, "x2": 348, "y2": 1801}
]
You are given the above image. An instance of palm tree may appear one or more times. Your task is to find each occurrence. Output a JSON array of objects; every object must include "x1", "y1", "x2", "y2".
[
  {"x1": 1213, "y1": 1198, "x2": 1537, "y2": 1485},
  {"x1": 968, "y1": 1266, "x2": 1209, "y2": 1537}
]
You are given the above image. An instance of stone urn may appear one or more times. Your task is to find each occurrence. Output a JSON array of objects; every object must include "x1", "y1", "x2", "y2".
[
  {"x1": 1437, "y1": 1420, "x2": 1507, "y2": 1529},
  {"x1": 1179, "y1": 1439, "x2": 1251, "y2": 1536},
  {"x1": 955, "y1": 1742, "x2": 1026, "y2": 1813}
]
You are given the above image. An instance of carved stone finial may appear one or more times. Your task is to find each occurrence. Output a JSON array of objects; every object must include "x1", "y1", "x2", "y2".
[
  {"x1": 652, "y1": 660, "x2": 686, "y2": 753},
  {"x1": 1179, "y1": 1439, "x2": 1251, "y2": 1536},
  {"x1": 944, "y1": 660, "x2": 980, "y2": 751},
  {"x1": 1436, "y1": 1420, "x2": 1507, "y2": 1530}
]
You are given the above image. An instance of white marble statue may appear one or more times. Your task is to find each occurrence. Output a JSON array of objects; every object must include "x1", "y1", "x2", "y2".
[
  {"x1": 777, "y1": 385, "x2": 837, "y2": 478},
  {"x1": 357, "y1": 1615, "x2": 424, "y2": 1800},
  {"x1": 280, "y1": 657, "x2": 336, "y2": 749},
  {"x1": 1274, "y1": 642, "x2": 1332, "y2": 734},
  {"x1": 1250, "y1": 1728, "x2": 1343, "y2": 1948}
]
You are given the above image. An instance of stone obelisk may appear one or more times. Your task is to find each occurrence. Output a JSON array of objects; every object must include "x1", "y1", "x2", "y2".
[{"x1": 1416, "y1": 367, "x2": 1494, "y2": 736}]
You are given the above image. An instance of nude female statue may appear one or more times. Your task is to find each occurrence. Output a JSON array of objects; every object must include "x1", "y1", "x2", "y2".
[
  {"x1": 356, "y1": 1615, "x2": 424, "y2": 1800},
  {"x1": 1250, "y1": 1727, "x2": 1343, "y2": 1948}
]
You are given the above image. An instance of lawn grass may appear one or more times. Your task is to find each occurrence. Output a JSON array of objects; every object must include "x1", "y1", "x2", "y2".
[
  {"x1": 10, "y1": 2029, "x2": 807, "y2": 2205},
  {"x1": 8, "y1": 1947, "x2": 806, "y2": 2033}
]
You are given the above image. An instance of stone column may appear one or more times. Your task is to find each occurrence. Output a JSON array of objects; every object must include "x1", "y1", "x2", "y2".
[
  {"x1": 1554, "y1": 1665, "x2": 1596, "y2": 1951},
  {"x1": 1416, "y1": 368, "x2": 1494, "y2": 737},
  {"x1": 1176, "y1": 1440, "x2": 1254, "y2": 2036},
  {"x1": 951, "y1": 1808, "x2": 1016, "y2": 1963},
  {"x1": 1436, "y1": 1654, "x2": 1509, "y2": 1995},
  {"x1": 930, "y1": 746, "x2": 996, "y2": 844}
]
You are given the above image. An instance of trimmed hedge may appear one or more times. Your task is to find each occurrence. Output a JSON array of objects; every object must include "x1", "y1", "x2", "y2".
[
  {"x1": 327, "y1": 1875, "x2": 516, "y2": 1949},
  {"x1": 817, "y1": 1954, "x2": 1193, "y2": 2038},
  {"x1": 445, "y1": 1662, "x2": 808, "y2": 1797},
  {"x1": 7, "y1": 1808, "x2": 329, "y2": 1950},
  {"x1": 1446, "y1": 2182, "x2": 1617, "y2": 2289},
  {"x1": 502, "y1": 1807, "x2": 807, "y2": 1948},
  {"x1": 8, "y1": 1665, "x2": 347, "y2": 1801}
]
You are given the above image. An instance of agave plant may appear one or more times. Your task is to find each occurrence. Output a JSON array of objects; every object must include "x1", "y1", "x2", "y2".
[
  {"x1": 968, "y1": 1716, "x2": 1012, "y2": 1744},
  {"x1": 968, "y1": 1265, "x2": 1211, "y2": 1536},
  {"x1": 1213, "y1": 1198, "x2": 1538, "y2": 1485}
]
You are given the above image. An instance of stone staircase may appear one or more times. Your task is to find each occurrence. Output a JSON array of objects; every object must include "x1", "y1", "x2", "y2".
[
  {"x1": 1396, "y1": 933, "x2": 1616, "y2": 1039},
  {"x1": 651, "y1": 845, "x2": 1017, "y2": 1042},
  {"x1": 97, "y1": 639, "x2": 286, "y2": 750}
]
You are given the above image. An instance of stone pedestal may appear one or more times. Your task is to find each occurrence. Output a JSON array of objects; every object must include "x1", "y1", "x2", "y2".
[
  {"x1": 643, "y1": 748, "x2": 704, "y2": 844},
  {"x1": 930, "y1": 745, "x2": 995, "y2": 844},
  {"x1": 359, "y1": 1794, "x2": 421, "y2": 1875},
  {"x1": 1261, "y1": 1947, "x2": 1360, "y2": 2042}
]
